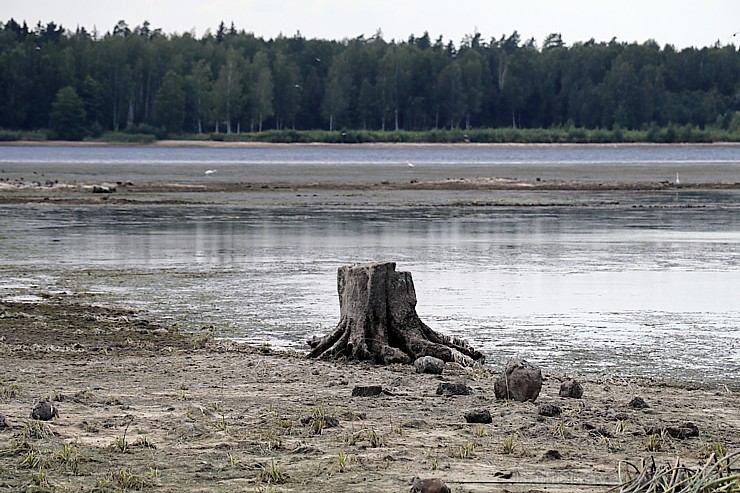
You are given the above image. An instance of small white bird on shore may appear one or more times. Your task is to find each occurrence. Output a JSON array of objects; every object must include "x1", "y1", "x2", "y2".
[
  {"x1": 675, "y1": 172, "x2": 680, "y2": 185},
  {"x1": 204, "y1": 169, "x2": 218, "y2": 175},
  {"x1": 407, "y1": 161, "x2": 415, "y2": 167}
]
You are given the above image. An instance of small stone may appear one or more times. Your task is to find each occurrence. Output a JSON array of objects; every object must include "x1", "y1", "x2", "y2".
[
  {"x1": 628, "y1": 396, "x2": 649, "y2": 409},
  {"x1": 494, "y1": 358, "x2": 542, "y2": 402},
  {"x1": 435, "y1": 382, "x2": 471, "y2": 396},
  {"x1": 671, "y1": 422, "x2": 699, "y2": 439},
  {"x1": 542, "y1": 449, "x2": 562, "y2": 460},
  {"x1": 402, "y1": 419, "x2": 429, "y2": 429},
  {"x1": 648, "y1": 422, "x2": 699, "y2": 439},
  {"x1": 414, "y1": 356, "x2": 445, "y2": 375},
  {"x1": 31, "y1": 400, "x2": 58, "y2": 421},
  {"x1": 559, "y1": 379, "x2": 584, "y2": 398},
  {"x1": 410, "y1": 477, "x2": 450, "y2": 493},
  {"x1": 588, "y1": 427, "x2": 614, "y2": 438},
  {"x1": 300, "y1": 415, "x2": 340, "y2": 429},
  {"x1": 607, "y1": 409, "x2": 630, "y2": 421},
  {"x1": 464, "y1": 409, "x2": 492, "y2": 424},
  {"x1": 538, "y1": 404, "x2": 562, "y2": 417},
  {"x1": 351, "y1": 385, "x2": 383, "y2": 397}
]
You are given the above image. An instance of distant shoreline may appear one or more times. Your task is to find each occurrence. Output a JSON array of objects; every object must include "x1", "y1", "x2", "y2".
[{"x1": 3, "y1": 139, "x2": 740, "y2": 149}]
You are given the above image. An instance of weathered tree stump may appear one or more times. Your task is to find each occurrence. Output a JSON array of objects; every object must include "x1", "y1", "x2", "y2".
[{"x1": 308, "y1": 262, "x2": 482, "y2": 365}]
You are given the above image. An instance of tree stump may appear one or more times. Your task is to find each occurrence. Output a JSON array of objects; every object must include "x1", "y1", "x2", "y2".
[{"x1": 308, "y1": 262, "x2": 482, "y2": 365}]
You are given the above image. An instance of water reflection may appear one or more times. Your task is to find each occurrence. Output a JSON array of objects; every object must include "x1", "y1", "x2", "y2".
[{"x1": 1, "y1": 203, "x2": 738, "y2": 385}]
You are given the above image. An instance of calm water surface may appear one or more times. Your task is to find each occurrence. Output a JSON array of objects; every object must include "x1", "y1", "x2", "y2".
[{"x1": 1, "y1": 145, "x2": 738, "y2": 385}]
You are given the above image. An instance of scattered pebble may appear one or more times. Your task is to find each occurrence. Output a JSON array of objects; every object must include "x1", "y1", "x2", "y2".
[
  {"x1": 410, "y1": 477, "x2": 450, "y2": 493},
  {"x1": 435, "y1": 382, "x2": 471, "y2": 396},
  {"x1": 351, "y1": 385, "x2": 383, "y2": 397},
  {"x1": 31, "y1": 400, "x2": 58, "y2": 421},
  {"x1": 628, "y1": 396, "x2": 649, "y2": 409},
  {"x1": 538, "y1": 404, "x2": 562, "y2": 417},
  {"x1": 542, "y1": 449, "x2": 563, "y2": 460},
  {"x1": 559, "y1": 379, "x2": 584, "y2": 398},
  {"x1": 414, "y1": 356, "x2": 445, "y2": 375},
  {"x1": 464, "y1": 409, "x2": 493, "y2": 424},
  {"x1": 647, "y1": 422, "x2": 699, "y2": 439}
]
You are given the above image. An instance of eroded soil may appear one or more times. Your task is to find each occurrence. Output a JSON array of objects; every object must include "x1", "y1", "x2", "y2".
[{"x1": 1, "y1": 298, "x2": 738, "y2": 492}]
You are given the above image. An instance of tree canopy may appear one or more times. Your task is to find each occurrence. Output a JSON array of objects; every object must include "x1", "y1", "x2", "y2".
[{"x1": 1, "y1": 19, "x2": 738, "y2": 139}]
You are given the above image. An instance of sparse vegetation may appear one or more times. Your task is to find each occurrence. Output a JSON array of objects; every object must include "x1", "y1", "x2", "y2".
[
  {"x1": 111, "y1": 467, "x2": 154, "y2": 490},
  {"x1": 259, "y1": 460, "x2": 288, "y2": 485},
  {"x1": 1, "y1": 299, "x2": 737, "y2": 492},
  {"x1": 337, "y1": 450, "x2": 351, "y2": 472},
  {"x1": 22, "y1": 421, "x2": 54, "y2": 440},
  {"x1": 0, "y1": 380, "x2": 20, "y2": 400},
  {"x1": 502, "y1": 434, "x2": 517, "y2": 455},
  {"x1": 616, "y1": 452, "x2": 740, "y2": 493},
  {"x1": 457, "y1": 440, "x2": 478, "y2": 459}
]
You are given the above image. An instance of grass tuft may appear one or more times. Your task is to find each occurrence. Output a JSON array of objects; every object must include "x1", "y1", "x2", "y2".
[
  {"x1": 22, "y1": 421, "x2": 54, "y2": 440},
  {"x1": 615, "y1": 451, "x2": 740, "y2": 493},
  {"x1": 259, "y1": 460, "x2": 288, "y2": 485}
]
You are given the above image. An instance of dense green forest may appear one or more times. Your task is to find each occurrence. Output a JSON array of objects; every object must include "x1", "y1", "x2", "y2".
[{"x1": 1, "y1": 18, "x2": 739, "y2": 142}]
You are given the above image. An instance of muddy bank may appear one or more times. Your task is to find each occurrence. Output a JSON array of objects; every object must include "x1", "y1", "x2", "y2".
[
  {"x1": 1, "y1": 298, "x2": 738, "y2": 492},
  {"x1": 1, "y1": 174, "x2": 737, "y2": 208}
]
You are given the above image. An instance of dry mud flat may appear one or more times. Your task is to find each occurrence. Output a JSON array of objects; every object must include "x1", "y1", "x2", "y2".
[{"x1": 1, "y1": 298, "x2": 739, "y2": 492}]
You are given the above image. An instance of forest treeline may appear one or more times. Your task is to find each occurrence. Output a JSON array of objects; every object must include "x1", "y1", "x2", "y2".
[{"x1": 1, "y1": 18, "x2": 739, "y2": 142}]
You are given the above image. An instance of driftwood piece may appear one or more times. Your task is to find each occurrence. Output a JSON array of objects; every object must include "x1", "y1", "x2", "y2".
[{"x1": 308, "y1": 262, "x2": 482, "y2": 365}]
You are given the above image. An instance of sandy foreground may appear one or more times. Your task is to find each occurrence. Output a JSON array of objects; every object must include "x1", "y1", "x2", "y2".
[{"x1": 1, "y1": 297, "x2": 738, "y2": 493}]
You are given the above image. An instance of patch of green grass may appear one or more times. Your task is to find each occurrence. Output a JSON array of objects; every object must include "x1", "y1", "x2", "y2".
[
  {"x1": 29, "y1": 465, "x2": 52, "y2": 489},
  {"x1": 502, "y1": 434, "x2": 517, "y2": 455},
  {"x1": 22, "y1": 421, "x2": 54, "y2": 440},
  {"x1": 259, "y1": 460, "x2": 288, "y2": 485},
  {"x1": 112, "y1": 467, "x2": 154, "y2": 490},
  {"x1": 0, "y1": 380, "x2": 20, "y2": 401},
  {"x1": 56, "y1": 442, "x2": 79, "y2": 474},
  {"x1": 19, "y1": 449, "x2": 44, "y2": 469},
  {"x1": 213, "y1": 414, "x2": 228, "y2": 432},
  {"x1": 112, "y1": 422, "x2": 131, "y2": 452},
  {"x1": 337, "y1": 450, "x2": 352, "y2": 472},
  {"x1": 457, "y1": 440, "x2": 478, "y2": 459},
  {"x1": 646, "y1": 432, "x2": 665, "y2": 452}
]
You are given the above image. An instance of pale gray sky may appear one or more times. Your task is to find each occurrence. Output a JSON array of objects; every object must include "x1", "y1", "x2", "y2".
[{"x1": 5, "y1": 0, "x2": 739, "y2": 48}]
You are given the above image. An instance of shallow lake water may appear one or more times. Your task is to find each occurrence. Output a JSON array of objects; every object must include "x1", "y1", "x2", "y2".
[{"x1": 1, "y1": 145, "x2": 738, "y2": 385}]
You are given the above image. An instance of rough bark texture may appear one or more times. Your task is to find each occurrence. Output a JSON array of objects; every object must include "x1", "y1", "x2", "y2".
[{"x1": 308, "y1": 262, "x2": 482, "y2": 365}]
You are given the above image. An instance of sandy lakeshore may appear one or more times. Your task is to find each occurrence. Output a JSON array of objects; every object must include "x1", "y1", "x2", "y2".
[
  {"x1": 1, "y1": 143, "x2": 739, "y2": 491},
  {"x1": 1, "y1": 297, "x2": 738, "y2": 492}
]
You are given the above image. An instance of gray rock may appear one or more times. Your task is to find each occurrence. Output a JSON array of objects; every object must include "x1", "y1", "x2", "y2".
[
  {"x1": 542, "y1": 449, "x2": 562, "y2": 460},
  {"x1": 414, "y1": 356, "x2": 445, "y2": 375},
  {"x1": 628, "y1": 396, "x2": 649, "y2": 409},
  {"x1": 647, "y1": 422, "x2": 699, "y2": 439},
  {"x1": 538, "y1": 404, "x2": 562, "y2": 417},
  {"x1": 464, "y1": 409, "x2": 492, "y2": 424},
  {"x1": 92, "y1": 185, "x2": 115, "y2": 193},
  {"x1": 351, "y1": 385, "x2": 383, "y2": 397},
  {"x1": 559, "y1": 379, "x2": 584, "y2": 398},
  {"x1": 435, "y1": 382, "x2": 471, "y2": 396},
  {"x1": 31, "y1": 400, "x2": 58, "y2": 421},
  {"x1": 494, "y1": 358, "x2": 542, "y2": 402},
  {"x1": 410, "y1": 477, "x2": 450, "y2": 493}
]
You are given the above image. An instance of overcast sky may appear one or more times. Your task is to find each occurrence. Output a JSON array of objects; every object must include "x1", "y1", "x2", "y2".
[{"x1": 5, "y1": 0, "x2": 739, "y2": 48}]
